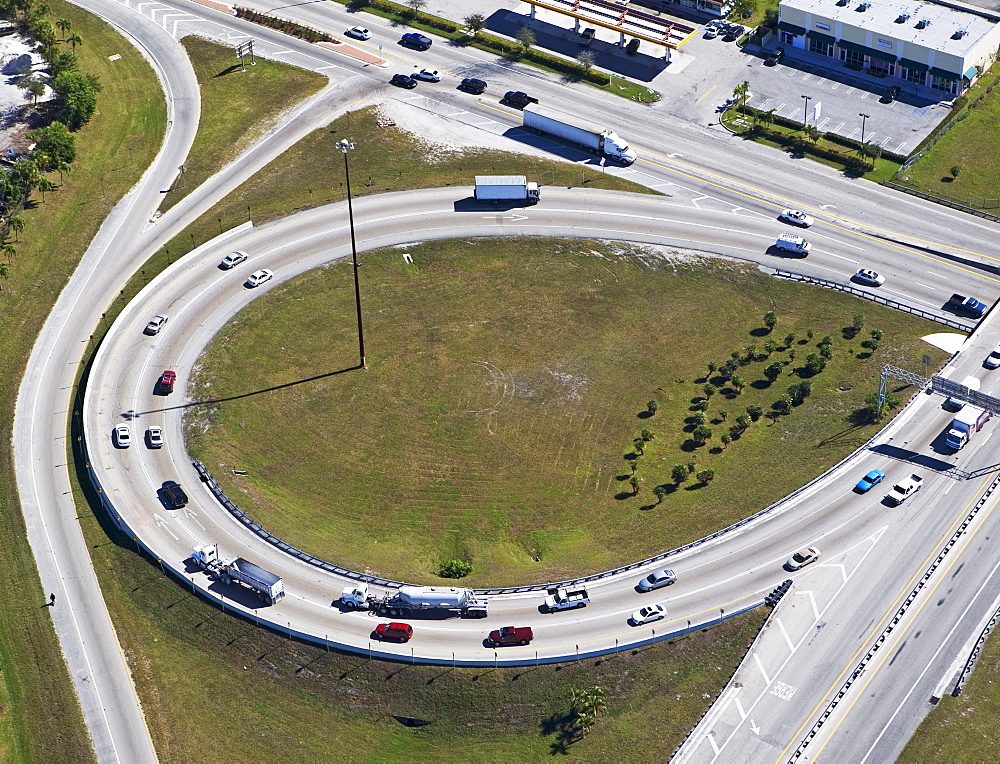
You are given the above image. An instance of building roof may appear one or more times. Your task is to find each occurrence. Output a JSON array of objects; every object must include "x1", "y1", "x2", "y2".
[{"x1": 780, "y1": 0, "x2": 1000, "y2": 57}]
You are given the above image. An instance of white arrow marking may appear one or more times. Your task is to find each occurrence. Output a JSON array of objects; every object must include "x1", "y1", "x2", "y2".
[
  {"x1": 750, "y1": 719, "x2": 760, "y2": 735},
  {"x1": 484, "y1": 214, "x2": 529, "y2": 222},
  {"x1": 820, "y1": 204, "x2": 836, "y2": 209},
  {"x1": 666, "y1": 152, "x2": 684, "y2": 158},
  {"x1": 180, "y1": 505, "x2": 206, "y2": 531},
  {"x1": 153, "y1": 513, "x2": 180, "y2": 541}
]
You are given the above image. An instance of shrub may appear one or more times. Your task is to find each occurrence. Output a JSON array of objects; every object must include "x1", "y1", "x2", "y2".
[{"x1": 439, "y1": 559, "x2": 472, "y2": 578}]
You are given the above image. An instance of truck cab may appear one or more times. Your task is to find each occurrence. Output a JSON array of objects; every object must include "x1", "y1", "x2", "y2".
[{"x1": 487, "y1": 626, "x2": 533, "y2": 647}]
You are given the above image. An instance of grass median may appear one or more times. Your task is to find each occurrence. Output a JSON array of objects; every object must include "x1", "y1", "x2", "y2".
[
  {"x1": 0, "y1": 0, "x2": 167, "y2": 759},
  {"x1": 185, "y1": 240, "x2": 948, "y2": 586}
]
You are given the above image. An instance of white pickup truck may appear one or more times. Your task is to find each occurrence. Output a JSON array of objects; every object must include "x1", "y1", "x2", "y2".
[
  {"x1": 887, "y1": 474, "x2": 922, "y2": 505},
  {"x1": 544, "y1": 586, "x2": 590, "y2": 612}
]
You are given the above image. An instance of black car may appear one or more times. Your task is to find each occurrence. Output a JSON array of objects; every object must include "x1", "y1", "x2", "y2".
[
  {"x1": 459, "y1": 77, "x2": 487, "y2": 94},
  {"x1": 880, "y1": 85, "x2": 900, "y2": 103},
  {"x1": 400, "y1": 32, "x2": 432, "y2": 51},
  {"x1": 161, "y1": 480, "x2": 188, "y2": 508},
  {"x1": 764, "y1": 47, "x2": 784, "y2": 66},
  {"x1": 503, "y1": 90, "x2": 539, "y2": 109},
  {"x1": 390, "y1": 73, "x2": 418, "y2": 89}
]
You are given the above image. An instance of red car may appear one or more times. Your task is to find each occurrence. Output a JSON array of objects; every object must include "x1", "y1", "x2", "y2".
[
  {"x1": 487, "y1": 626, "x2": 533, "y2": 647},
  {"x1": 375, "y1": 622, "x2": 413, "y2": 643},
  {"x1": 159, "y1": 370, "x2": 176, "y2": 394}
]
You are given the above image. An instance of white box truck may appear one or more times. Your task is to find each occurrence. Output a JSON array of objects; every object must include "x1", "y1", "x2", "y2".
[
  {"x1": 523, "y1": 104, "x2": 637, "y2": 165},
  {"x1": 474, "y1": 175, "x2": 540, "y2": 204},
  {"x1": 945, "y1": 406, "x2": 992, "y2": 450}
]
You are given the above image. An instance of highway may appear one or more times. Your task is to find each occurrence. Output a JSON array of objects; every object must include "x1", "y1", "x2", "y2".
[{"x1": 18, "y1": 0, "x2": 1000, "y2": 759}]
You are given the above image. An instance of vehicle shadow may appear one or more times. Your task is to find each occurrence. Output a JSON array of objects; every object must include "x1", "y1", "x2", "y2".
[{"x1": 870, "y1": 443, "x2": 953, "y2": 471}]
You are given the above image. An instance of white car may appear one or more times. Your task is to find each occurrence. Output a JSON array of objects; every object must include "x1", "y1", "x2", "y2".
[
  {"x1": 637, "y1": 569, "x2": 677, "y2": 592},
  {"x1": 113, "y1": 424, "x2": 131, "y2": 448},
  {"x1": 144, "y1": 314, "x2": 168, "y2": 335},
  {"x1": 786, "y1": 546, "x2": 820, "y2": 570},
  {"x1": 984, "y1": 343, "x2": 1000, "y2": 369},
  {"x1": 221, "y1": 250, "x2": 248, "y2": 269},
  {"x1": 146, "y1": 426, "x2": 163, "y2": 449},
  {"x1": 345, "y1": 26, "x2": 370, "y2": 40},
  {"x1": 780, "y1": 208, "x2": 814, "y2": 227},
  {"x1": 853, "y1": 268, "x2": 885, "y2": 287},
  {"x1": 703, "y1": 26, "x2": 719, "y2": 39},
  {"x1": 413, "y1": 68, "x2": 441, "y2": 82},
  {"x1": 629, "y1": 603, "x2": 666, "y2": 626},
  {"x1": 245, "y1": 269, "x2": 273, "y2": 288}
]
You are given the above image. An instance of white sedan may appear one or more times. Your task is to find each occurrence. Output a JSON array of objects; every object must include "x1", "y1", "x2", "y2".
[
  {"x1": 245, "y1": 269, "x2": 273, "y2": 288},
  {"x1": 412, "y1": 68, "x2": 441, "y2": 82},
  {"x1": 345, "y1": 26, "x2": 370, "y2": 40},
  {"x1": 144, "y1": 314, "x2": 168, "y2": 335},
  {"x1": 786, "y1": 546, "x2": 820, "y2": 571},
  {"x1": 853, "y1": 268, "x2": 885, "y2": 287},
  {"x1": 113, "y1": 424, "x2": 131, "y2": 448},
  {"x1": 220, "y1": 250, "x2": 248, "y2": 269},
  {"x1": 984, "y1": 343, "x2": 1000, "y2": 369},
  {"x1": 629, "y1": 603, "x2": 666, "y2": 626},
  {"x1": 780, "y1": 208, "x2": 814, "y2": 227}
]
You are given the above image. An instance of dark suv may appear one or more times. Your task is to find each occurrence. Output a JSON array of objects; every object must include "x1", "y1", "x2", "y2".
[
  {"x1": 161, "y1": 480, "x2": 188, "y2": 508},
  {"x1": 390, "y1": 73, "x2": 417, "y2": 89},
  {"x1": 460, "y1": 77, "x2": 487, "y2": 94},
  {"x1": 503, "y1": 91, "x2": 538, "y2": 109},
  {"x1": 880, "y1": 85, "x2": 900, "y2": 103},
  {"x1": 764, "y1": 46, "x2": 784, "y2": 66},
  {"x1": 400, "y1": 32, "x2": 432, "y2": 51}
]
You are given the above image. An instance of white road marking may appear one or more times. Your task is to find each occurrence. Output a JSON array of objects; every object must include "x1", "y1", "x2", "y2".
[
  {"x1": 754, "y1": 653, "x2": 771, "y2": 684},
  {"x1": 777, "y1": 617, "x2": 795, "y2": 651}
]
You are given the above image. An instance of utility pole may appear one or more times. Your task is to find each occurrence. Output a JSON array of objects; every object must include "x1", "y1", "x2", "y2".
[{"x1": 336, "y1": 139, "x2": 367, "y2": 369}]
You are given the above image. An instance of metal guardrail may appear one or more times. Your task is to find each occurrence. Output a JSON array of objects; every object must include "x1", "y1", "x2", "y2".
[
  {"x1": 953, "y1": 600, "x2": 1000, "y2": 696},
  {"x1": 879, "y1": 182, "x2": 1000, "y2": 224},
  {"x1": 771, "y1": 269, "x2": 973, "y2": 332}
]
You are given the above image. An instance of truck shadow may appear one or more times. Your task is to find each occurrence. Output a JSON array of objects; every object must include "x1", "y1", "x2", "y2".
[{"x1": 453, "y1": 197, "x2": 535, "y2": 213}]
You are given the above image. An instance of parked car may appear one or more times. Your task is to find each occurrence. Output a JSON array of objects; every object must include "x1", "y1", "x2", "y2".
[
  {"x1": 853, "y1": 268, "x2": 885, "y2": 287},
  {"x1": 855, "y1": 469, "x2": 885, "y2": 492},
  {"x1": 880, "y1": 85, "x2": 900, "y2": 104},
  {"x1": 704, "y1": 25, "x2": 719, "y2": 39},
  {"x1": 412, "y1": 67, "x2": 440, "y2": 82},
  {"x1": 245, "y1": 269, "x2": 273, "y2": 288},
  {"x1": 390, "y1": 73, "x2": 417, "y2": 89},
  {"x1": 374, "y1": 622, "x2": 413, "y2": 642},
  {"x1": 161, "y1": 480, "x2": 188, "y2": 508},
  {"x1": 146, "y1": 426, "x2": 163, "y2": 449},
  {"x1": 220, "y1": 250, "x2": 248, "y2": 269},
  {"x1": 630, "y1": 603, "x2": 666, "y2": 626},
  {"x1": 503, "y1": 91, "x2": 538, "y2": 109},
  {"x1": 985, "y1": 343, "x2": 1000, "y2": 369},
  {"x1": 459, "y1": 77, "x2": 487, "y2": 94},
  {"x1": 144, "y1": 314, "x2": 168, "y2": 335},
  {"x1": 722, "y1": 24, "x2": 745, "y2": 41},
  {"x1": 637, "y1": 569, "x2": 677, "y2": 592},
  {"x1": 158, "y1": 370, "x2": 176, "y2": 394},
  {"x1": 400, "y1": 32, "x2": 432, "y2": 50},
  {"x1": 345, "y1": 26, "x2": 370, "y2": 40},
  {"x1": 786, "y1": 546, "x2": 820, "y2": 571},
  {"x1": 779, "y1": 208, "x2": 814, "y2": 227},
  {"x1": 580, "y1": 27, "x2": 596, "y2": 45},
  {"x1": 113, "y1": 424, "x2": 131, "y2": 448},
  {"x1": 487, "y1": 626, "x2": 533, "y2": 646},
  {"x1": 764, "y1": 46, "x2": 785, "y2": 65}
]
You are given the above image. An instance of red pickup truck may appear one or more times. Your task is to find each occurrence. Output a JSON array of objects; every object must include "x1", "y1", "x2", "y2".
[{"x1": 487, "y1": 626, "x2": 533, "y2": 647}]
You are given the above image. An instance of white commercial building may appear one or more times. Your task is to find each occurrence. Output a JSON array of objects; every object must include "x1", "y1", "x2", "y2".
[{"x1": 777, "y1": 0, "x2": 1000, "y2": 95}]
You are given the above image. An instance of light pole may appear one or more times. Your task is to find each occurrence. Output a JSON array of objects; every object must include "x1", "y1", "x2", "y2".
[
  {"x1": 336, "y1": 139, "x2": 367, "y2": 369},
  {"x1": 858, "y1": 112, "x2": 870, "y2": 145},
  {"x1": 800, "y1": 94, "x2": 812, "y2": 127}
]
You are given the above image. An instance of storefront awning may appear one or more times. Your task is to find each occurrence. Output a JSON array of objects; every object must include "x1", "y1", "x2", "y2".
[
  {"x1": 837, "y1": 39, "x2": 866, "y2": 53},
  {"x1": 899, "y1": 58, "x2": 928, "y2": 71},
  {"x1": 865, "y1": 47, "x2": 897, "y2": 62},
  {"x1": 778, "y1": 21, "x2": 806, "y2": 35},
  {"x1": 806, "y1": 30, "x2": 835, "y2": 44},
  {"x1": 930, "y1": 66, "x2": 958, "y2": 79},
  {"x1": 964, "y1": 65, "x2": 979, "y2": 79}
]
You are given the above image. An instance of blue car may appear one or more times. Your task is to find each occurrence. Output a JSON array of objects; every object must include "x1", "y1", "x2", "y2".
[
  {"x1": 856, "y1": 469, "x2": 886, "y2": 492},
  {"x1": 400, "y1": 32, "x2": 432, "y2": 51}
]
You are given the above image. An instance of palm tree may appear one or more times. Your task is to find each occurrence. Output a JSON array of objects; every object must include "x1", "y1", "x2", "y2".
[
  {"x1": 0, "y1": 260, "x2": 9, "y2": 280},
  {"x1": 0, "y1": 241, "x2": 16, "y2": 263},
  {"x1": 8, "y1": 215, "x2": 24, "y2": 241},
  {"x1": 858, "y1": 140, "x2": 883, "y2": 168},
  {"x1": 38, "y1": 176, "x2": 57, "y2": 202},
  {"x1": 802, "y1": 124, "x2": 822, "y2": 142},
  {"x1": 54, "y1": 159, "x2": 71, "y2": 184},
  {"x1": 56, "y1": 17, "x2": 71, "y2": 40},
  {"x1": 653, "y1": 485, "x2": 666, "y2": 504},
  {"x1": 731, "y1": 375, "x2": 746, "y2": 395},
  {"x1": 66, "y1": 32, "x2": 83, "y2": 52},
  {"x1": 629, "y1": 475, "x2": 639, "y2": 495},
  {"x1": 463, "y1": 13, "x2": 486, "y2": 36},
  {"x1": 732, "y1": 80, "x2": 750, "y2": 114},
  {"x1": 640, "y1": 428, "x2": 654, "y2": 441},
  {"x1": 646, "y1": 399, "x2": 659, "y2": 416},
  {"x1": 633, "y1": 437, "x2": 644, "y2": 455}
]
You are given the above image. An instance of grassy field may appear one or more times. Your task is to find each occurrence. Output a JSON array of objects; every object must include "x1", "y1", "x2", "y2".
[
  {"x1": 901, "y1": 65, "x2": 1000, "y2": 207},
  {"x1": 0, "y1": 0, "x2": 167, "y2": 759},
  {"x1": 157, "y1": 37, "x2": 327, "y2": 214},
  {"x1": 899, "y1": 625, "x2": 1000, "y2": 762},
  {"x1": 185, "y1": 240, "x2": 948, "y2": 586}
]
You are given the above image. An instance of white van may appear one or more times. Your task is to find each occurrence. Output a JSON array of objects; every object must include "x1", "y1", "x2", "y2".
[
  {"x1": 775, "y1": 233, "x2": 811, "y2": 255},
  {"x1": 946, "y1": 375, "x2": 980, "y2": 410}
]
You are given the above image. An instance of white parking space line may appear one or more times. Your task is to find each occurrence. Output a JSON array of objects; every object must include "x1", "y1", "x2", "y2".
[
  {"x1": 754, "y1": 653, "x2": 772, "y2": 684},
  {"x1": 817, "y1": 117, "x2": 830, "y2": 130}
]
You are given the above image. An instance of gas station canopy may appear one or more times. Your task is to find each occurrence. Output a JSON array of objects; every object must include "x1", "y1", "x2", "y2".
[{"x1": 524, "y1": 0, "x2": 697, "y2": 48}]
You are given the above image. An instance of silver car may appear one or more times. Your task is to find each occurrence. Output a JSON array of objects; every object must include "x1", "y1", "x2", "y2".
[
  {"x1": 786, "y1": 546, "x2": 820, "y2": 571},
  {"x1": 637, "y1": 569, "x2": 677, "y2": 592},
  {"x1": 145, "y1": 314, "x2": 168, "y2": 335},
  {"x1": 985, "y1": 344, "x2": 1000, "y2": 369}
]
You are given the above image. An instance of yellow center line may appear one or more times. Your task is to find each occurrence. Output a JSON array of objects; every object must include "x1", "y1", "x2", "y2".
[
  {"x1": 774, "y1": 473, "x2": 996, "y2": 763},
  {"x1": 696, "y1": 84, "x2": 717, "y2": 104}
]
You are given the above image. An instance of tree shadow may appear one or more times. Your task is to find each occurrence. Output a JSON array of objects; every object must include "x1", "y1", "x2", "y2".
[
  {"x1": 751, "y1": 379, "x2": 771, "y2": 390},
  {"x1": 615, "y1": 491, "x2": 635, "y2": 500},
  {"x1": 749, "y1": 327, "x2": 770, "y2": 337},
  {"x1": 541, "y1": 710, "x2": 580, "y2": 754},
  {"x1": 637, "y1": 410, "x2": 653, "y2": 419}
]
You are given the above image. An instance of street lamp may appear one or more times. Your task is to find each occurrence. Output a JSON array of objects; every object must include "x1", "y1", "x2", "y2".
[
  {"x1": 336, "y1": 139, "x2": 367, "y2": 370},
  {"x1": 859, "y1": 112, "x2": 870, "y2": 146},
  {"x1": 800, "y1": 94, "x2": 812, "y2": 127}
]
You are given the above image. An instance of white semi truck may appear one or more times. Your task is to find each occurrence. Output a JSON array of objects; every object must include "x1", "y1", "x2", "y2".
[
  {"x1": 522, "y1": 104, "x2": 637, "y2": 165},
  {"x1": 190, "y1": 543, "x2": 286, "y2": 605},
  {"x1": 340, "y1": 583, "x2": 488, "y2": 618},
  {"x1": 474, "y1": 175, "x2": 540, "y2": 204}
]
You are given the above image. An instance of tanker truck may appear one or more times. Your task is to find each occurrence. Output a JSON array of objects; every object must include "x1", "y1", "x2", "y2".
[
  {"x1": 191, "y1": 543, "x2": 286, "y2": 605},
  {"x1": 341, "y1": 583, "x2": 488, "y2": 618}
]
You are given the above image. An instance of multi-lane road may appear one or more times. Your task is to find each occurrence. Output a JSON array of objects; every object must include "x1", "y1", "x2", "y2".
[{"x1": 17, "y1": 0, "x2": 1000, "y2": 760}]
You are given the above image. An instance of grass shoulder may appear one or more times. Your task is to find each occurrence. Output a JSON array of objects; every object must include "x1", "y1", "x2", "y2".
[
  {"x1": 157, "y1": 36, "x2": 327, "y2": 214},
  {"x1": 0, "y1": 0, "x2": 166, "y2": 759}
]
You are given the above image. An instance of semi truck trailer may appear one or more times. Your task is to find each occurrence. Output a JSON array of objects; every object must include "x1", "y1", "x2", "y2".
[
  {"x1": 340, "y1": 583, "x2": 488, "y2": 618},
  {"x1": 191, "y1": 543, "x2": 286, "y2": 605},
  {"x1": 474, "y1": 175, "x2": 540, "y2": 204},
  {"x1": 522, "y1": 104, "x2": 637, "y2": 165}
]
